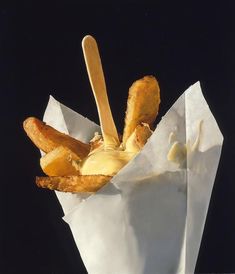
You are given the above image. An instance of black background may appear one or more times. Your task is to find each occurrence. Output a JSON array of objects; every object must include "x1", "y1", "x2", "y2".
[{"x1": 1, "y1": 2, "x2": 235, "y2": 274}]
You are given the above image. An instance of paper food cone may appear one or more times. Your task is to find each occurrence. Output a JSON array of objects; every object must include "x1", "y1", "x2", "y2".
[{"x1": 43, "y1": 82, "x2": 223, "y2": 274}]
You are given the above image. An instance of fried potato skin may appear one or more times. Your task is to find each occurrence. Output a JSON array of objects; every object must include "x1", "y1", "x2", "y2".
[
  {"x1": 122, "y1": 76, "x2": 160, "y2": 145},
  {"x1": 134, "y1": 123, "x2": 153, "y2": 148},
  {"x1": 36, "y1": 175, "x2": 112, "y2": 193},
  {"x1": 23, "y1": 117, "x2": 90, "y2": 158},
  {"x1": 125, "y1": 123, "x2": 152, "y2": 153},
  {"x1": 89, "y1": 134, "x2": 104, "y2": 152},
  {"x1": 40, "y1": 146, "x2": 81, "y2": 176}
]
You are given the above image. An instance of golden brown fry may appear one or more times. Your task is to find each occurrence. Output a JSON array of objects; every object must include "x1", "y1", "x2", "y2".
[
  {"x1": 23, "y1": 117, "x2": 90, "y2": 158},
  {"x1": 36, "y1": 175, "x2": 112, "y2": 193},
  {"x1": 125, "y1": 123, "x2": 152, "y2": 153},
  {"x1": 40, "y1": 146, "x2": 81, "y2": 176},
  {"x1": 89, "y1": 133, "x2": 104, "y2": 152},
  {"x1": 122, "y1": 76, "x2": 160, "y2": 145},
  {"x1": 134, "y1": 123, "x2": 153, "y2": 148}
]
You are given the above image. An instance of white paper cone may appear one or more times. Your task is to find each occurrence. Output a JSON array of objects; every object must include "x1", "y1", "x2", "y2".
[
  {"x1": 43, "y1": 96, "x2": 101, "y2": 214},
  {"x1": 43, "y1": 82, "x2": 223, "y2": 274}
]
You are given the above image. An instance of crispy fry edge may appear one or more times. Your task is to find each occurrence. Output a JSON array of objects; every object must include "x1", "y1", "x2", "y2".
[
  {"x1": 122, "y1": 75, "x2": 160, "y2": 145},
  {"x1": 40, "y1": 146, "x2": 81, "y2": 176},
  {"x1": 23, "y1": 117, "x2": 90, "y2": 158},
  {"x1": 36, "y1": 175, "x2": 112, "y2": 193}
]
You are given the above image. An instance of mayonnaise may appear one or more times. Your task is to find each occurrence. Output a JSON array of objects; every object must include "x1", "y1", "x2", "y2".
[
  {"x1": 79, "y1": 122, "x2": 152, "y2": 176},
  {"x1": 80, "y1": 147, "x2": 136, "y2": 176},
  {"x1": 167, "y1": 141, "x2": 187, "y2": 166},
  {"x1": 167, "y1": 120, "x2": 203, "y2": 167}
]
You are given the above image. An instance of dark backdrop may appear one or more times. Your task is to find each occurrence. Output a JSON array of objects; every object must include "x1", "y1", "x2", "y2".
[{"x1": 1, "y1": 2, "x2": 235, "y2": 274}]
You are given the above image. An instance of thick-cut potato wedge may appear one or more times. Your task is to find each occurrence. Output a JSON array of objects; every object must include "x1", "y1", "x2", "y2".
[
  {"x1": 89, "y1": 133, "x2": 104, "y2": 152},
  {"x1": 122, "y1": 76, "x2": 160, "y2": 145},
  {"x1": 40, "y1": 146, "x2": 81, "y2": 176},
  {"x1": 23, "y1": 117, "x2": 90, "y2": 158},
  {"x1": 125, "y1": 123, "x2": 152, "y2": 153},
  {"x1": 36, "y1": 175, "x2": 112, "y2": 193},
  {"x1": 134, "y1": 123, "x2": 153, "y2": 148}
]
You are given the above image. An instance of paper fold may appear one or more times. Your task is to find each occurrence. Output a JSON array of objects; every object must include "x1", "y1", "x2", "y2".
[{"x1": 43, "y1": 82, "x2": 223, "y2": 274}]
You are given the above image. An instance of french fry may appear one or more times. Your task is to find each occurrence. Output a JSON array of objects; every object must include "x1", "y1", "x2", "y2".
[
  {"x1": 36, "y1": 175, "x2": 112, "y2": 193},
  {"x1": 122, "y1": 76, "x2": 160, "y2": 145},
  {"x1": 40, "y1": 146, "x2": 81, "y2": 176},
  {"x1": 125, "y1": 123, "x2": 153, "y2": 153},
  {"x1": 134, "y1": 123, "x2": 153, "y2": 148},
  {"x1": 23, "y1": 117, "x2": 90, "y2": 158},
  {"x1": 89, "y1": 133, "x2": 104, "y2": 152}
]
